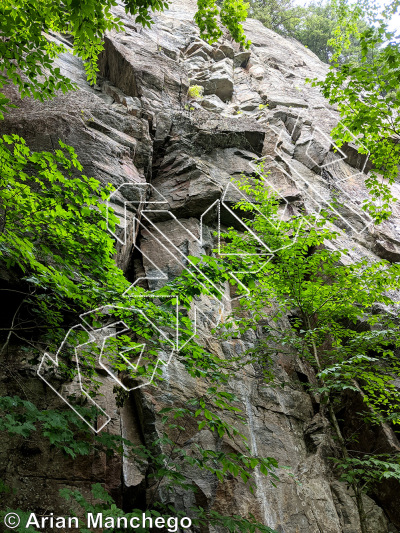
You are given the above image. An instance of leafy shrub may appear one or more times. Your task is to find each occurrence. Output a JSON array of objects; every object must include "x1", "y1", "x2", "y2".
[{"x1": 187, "y1": 85, "x2": 204, "y2": 99}]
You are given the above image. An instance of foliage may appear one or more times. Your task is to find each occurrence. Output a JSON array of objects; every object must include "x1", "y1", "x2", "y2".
[
  {"x1": 0, "y1": 331, "x2": 282, "y2": 530},
  {"x1": 210, "y1": 172, "x2": 400, "y2": 426},
  {"x1": 219, "y1": 0, "x2": 251, "y2": 48},
  {"x1": 250, "y1": 0, "x2": 399, "y2": 222},
  {"x1": 0, "y1": 133, "x2": 253, "y2": 389},
  {"x1": 333, "y1": 454, "x2": 400, "y2": 490},
  {"x1": 249, "y1": 0, "x2": 302, "y2": 37},
  {"x1": 2, "y1": 0, "x2": 399, "y2": 529},
  {"x1": 0, "y1": 134, "x2": 124, "y2": 299},
  {"x1": 310, "y1": 0, "x2": 400, "y2": 223},
  {"x1": 0, "y1": 0, "x2": 250, "y2": 118},
  {"x1": 59, "y1": 482, "x2": 277, "y2": 533},
  {"x1": 61, "y1": 483, "x2": 178, "y2": 533},
  {"x1": 291, "y1": 1, "x2": 373, "y2": 64},
  {"x1": 195, "y1": 0, "x2": 251, "y2": 49},
  {"x1": 185, "y1": 170, "x2": 400, "y2": 532},
  {"x1": 0, "y1": 395, "x2": 137, "y2": 458},
  {"x1": 287, "y1": 1, "x2": 337, "y2": 62},
  {"x1": 0, "y1": 133, "x2": 133, "y2": 362},
  {"x1": 0, "y1": 139, "x2": 283, "y2": 530},
  {"x1": 0, "y1": 345, "x2": 281, "y2": 531},
  {"x1": 0, "y1": 135, "x2": 189, "y2": 383},
  {"x1": 187, "y1": 85, "x2": 204, "y2": 99},
  {"x1": 0, "y1": 508, "x2": 40, "y2": 533},
  {"x1": 249, "y1": 0, "x2": 375, "y2": 64}
]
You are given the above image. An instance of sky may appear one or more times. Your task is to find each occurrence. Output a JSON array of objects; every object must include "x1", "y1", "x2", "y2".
[
  {"x1": 373, "y1": 0, "x2": 400, "y2": 32},
  {"x1": 382, "y1": 4, "x2": 400, "y2": 32}
]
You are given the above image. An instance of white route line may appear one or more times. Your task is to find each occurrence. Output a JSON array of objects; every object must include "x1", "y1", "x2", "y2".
[
  {"x1": 265, "y1": 104, "x2": 375, "y2": 235},
  {"x1": 37, "y1": 298, "x2": 177, "y2": 433},
  {"x1": 39, "y1": 99, "x2": 376, "y2": 431}
]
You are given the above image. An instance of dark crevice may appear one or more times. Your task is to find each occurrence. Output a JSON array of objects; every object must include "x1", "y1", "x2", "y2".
[
  {"x1": 335, "y1": 390, "x2": 400, "y2": 528},
  {"x1": 124, "y1": 243, "x2": 148, "y2": 289},
  {"x1": 120, "y1": 394, "x2": 149, "y2": 513}
]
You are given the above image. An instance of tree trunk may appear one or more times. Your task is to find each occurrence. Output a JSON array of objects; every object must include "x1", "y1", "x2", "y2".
[{"x1": 306, "y1": 316, "x2": 369, "y2": 533}]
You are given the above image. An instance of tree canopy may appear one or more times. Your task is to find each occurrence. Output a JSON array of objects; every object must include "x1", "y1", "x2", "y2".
[
  {"x1": 249, "y1": 0, "x2": 377, "y2": 64},
  {"x1": 190, "y1": 173, "x2": 400, "y2": 533},
  {"x1": 310, "y1": 0, "x2": 400, "y2": 222}
]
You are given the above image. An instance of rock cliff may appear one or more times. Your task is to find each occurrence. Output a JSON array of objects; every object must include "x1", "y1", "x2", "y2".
[{"x1": 1, "y1": 1, "x2": 400, "y2": 532}]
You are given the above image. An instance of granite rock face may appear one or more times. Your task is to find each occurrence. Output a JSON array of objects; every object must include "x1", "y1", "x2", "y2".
[{"x1": 1, "y1": 1, "x2": 400, "y2": 532}]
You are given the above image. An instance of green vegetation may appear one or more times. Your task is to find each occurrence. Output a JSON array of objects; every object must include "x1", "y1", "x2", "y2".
[
  {"x1": 189, "y1": 172, "x2": 400, "y2": 533},
  {"x1": 0, "y1": 134, "x2": 168, "y2": 388},
  {"x1": 0, "y1": 2, "x2": 278, "y2": 530},
  {"x1": 0, "y1": 380, "x2": 279, "y2": 532},
  {"x1": 310, "y1": 2, "x2": 400, "y2": 223},
  {"x1": 58, "y1": 481, "x2": 277, "y2": 533},
  {"x1": 250, "y1": 0, "x2": 400, "y2": 223},
  {"x1": 0, "y1": 139, "x2": 278, "y2": 533},
  {"x1": 188, "y1": 84, "x2": 204, "y2": 99},
  {"x1": 0, "y1": 0, "x2": 250, "y2": 118},
  {"x1": 0, "y1": 134, "x2": 122, "y2": 319},
  {"x1": 0, "y1": 136, "x2": 278, "y2": 533},
  {"x1": 1, "y1": 0, "x2": 400, "y2": 530},
  {"x1": 196, "y1": 0, "x2": 251, "y2": 49},
  {"x1": 249, "y1": 0, "x2": 300, "y2": 36},
  {"x1": 249, "y1": 0, "x2": 376, "y2": 64}
]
